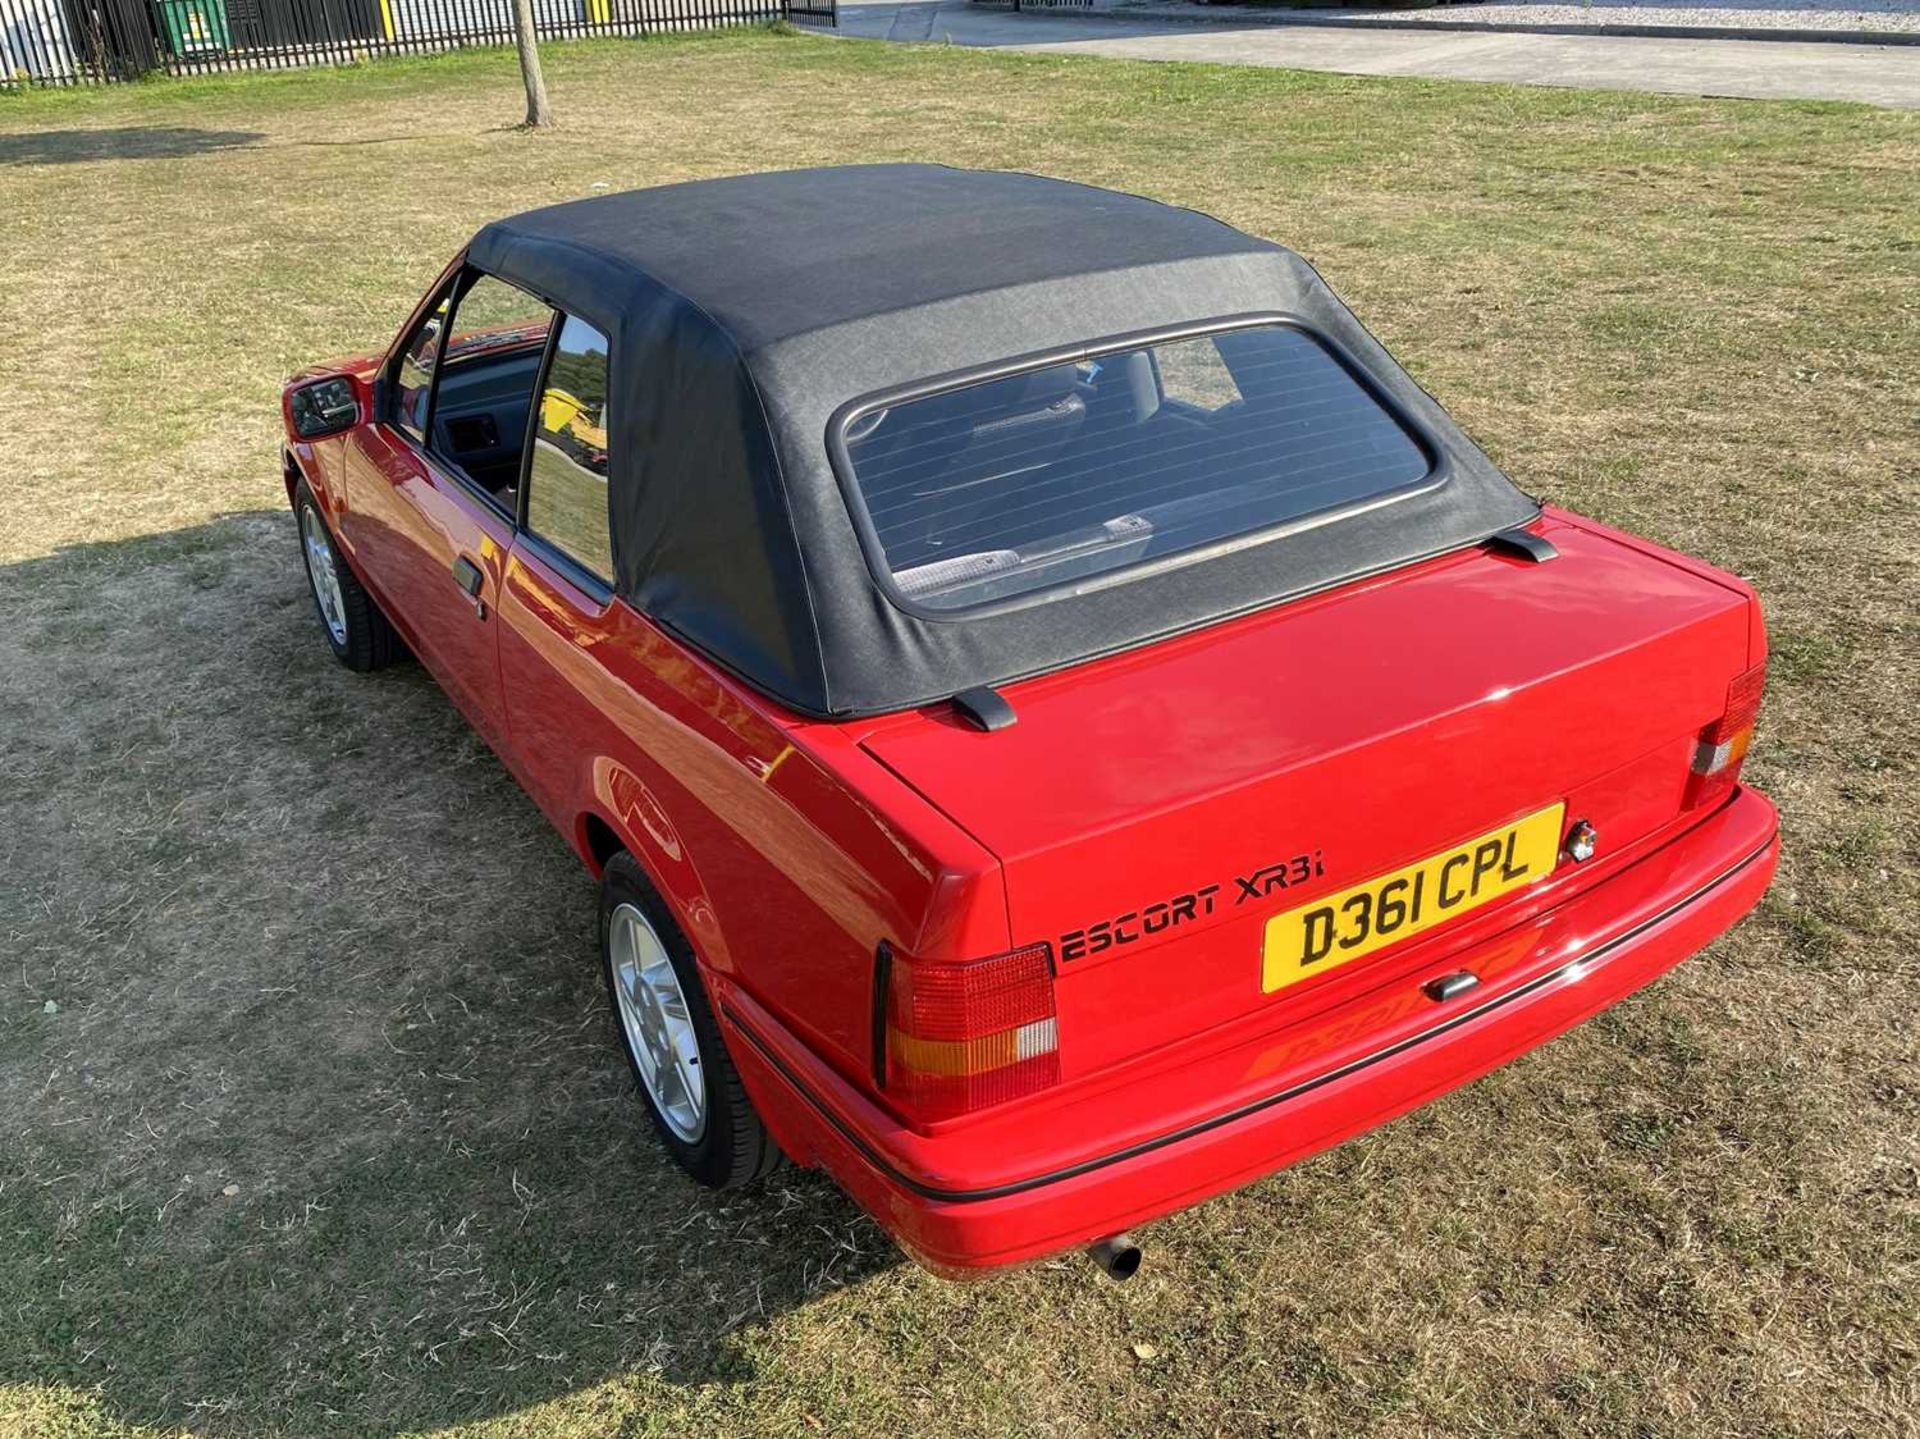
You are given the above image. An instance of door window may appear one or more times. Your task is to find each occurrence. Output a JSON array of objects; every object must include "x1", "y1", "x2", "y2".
[
  {"x1": 428, "y1": 273, "x2": 555, "y2": 508},
  {"x1": 524, "y1": 315, "x2": 615, "y2": 585}
]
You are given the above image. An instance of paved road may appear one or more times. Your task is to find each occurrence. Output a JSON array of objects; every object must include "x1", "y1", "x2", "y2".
[{"x1": 838, "y1": 1, "x2": 1920, "y2": 107}]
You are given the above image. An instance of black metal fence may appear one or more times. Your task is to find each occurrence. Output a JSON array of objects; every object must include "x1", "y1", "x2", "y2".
[{"x1": 1, "y1": 0, "x2": 832, "y2": 85}]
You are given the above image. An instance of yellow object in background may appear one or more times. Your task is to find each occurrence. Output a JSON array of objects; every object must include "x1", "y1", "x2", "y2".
[{"x1": 541, "y1": 388, "x2": 608, "y2": 453}]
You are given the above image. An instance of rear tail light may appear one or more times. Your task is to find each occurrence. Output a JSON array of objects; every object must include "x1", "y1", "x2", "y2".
[
  {"x1": 1685, "y1": 659, "x2": 1766, "y2": 809},
  {"x1": 878, "y1": 942, "x2": 1060, "y2": 1122}
]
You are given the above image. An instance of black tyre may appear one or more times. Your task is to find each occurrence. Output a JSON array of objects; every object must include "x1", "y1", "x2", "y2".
[
  {"x1": 599, "y1": 851, "x2": 782, "y2": 1189},
  {"x1": 294, "y1": 480, "x2": 401, "y2": 672}
]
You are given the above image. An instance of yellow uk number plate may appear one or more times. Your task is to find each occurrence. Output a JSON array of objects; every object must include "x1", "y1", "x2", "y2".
[{"x1": 1261, "y1": 803, "x2": 1566, "y2": 994}]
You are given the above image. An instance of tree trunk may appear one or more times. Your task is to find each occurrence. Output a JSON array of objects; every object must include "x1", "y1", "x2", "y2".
[{"x1": 512, "y1": 0, "x2": 553, "y2": 129}]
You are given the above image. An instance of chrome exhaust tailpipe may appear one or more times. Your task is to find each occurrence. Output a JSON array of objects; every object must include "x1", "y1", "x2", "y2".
[{"x1": 1087, "y1": 1233, "x2": 1142, "y2": 1282}]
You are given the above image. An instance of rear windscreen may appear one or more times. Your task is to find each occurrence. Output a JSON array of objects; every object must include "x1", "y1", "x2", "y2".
[{"x1": 840, "y1": 324, "x2": 1433, "y2": 611}]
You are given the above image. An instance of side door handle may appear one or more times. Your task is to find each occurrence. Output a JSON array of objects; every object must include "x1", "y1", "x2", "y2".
[{"x1": 451, "y1": 555, "x2": 487, "y2": 620}]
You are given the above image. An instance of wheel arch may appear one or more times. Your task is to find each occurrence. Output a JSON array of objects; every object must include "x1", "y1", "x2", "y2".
[
  {"x1": 283, "y1": 448, "x2": 304, "y2": 508},
  {"x1": 576, "y1": 759, "x2": 736, "y2": 977},
  {"x1": 581, "y1": 813, "x2": 625, "y2": 875}
]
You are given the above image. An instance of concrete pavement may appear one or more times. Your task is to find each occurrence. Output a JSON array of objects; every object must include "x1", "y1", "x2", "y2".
[{"x1": 837, "y1": 1, "x2": 1920, "y2": 107}]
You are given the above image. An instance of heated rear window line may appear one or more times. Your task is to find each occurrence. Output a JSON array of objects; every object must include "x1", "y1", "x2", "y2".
[
  {"x1": 861, "y1": 426, "x2": 1413, "y2": 527},
  {"x1": 856, "y1": 403, "x2": 1406, "y2": 502}
]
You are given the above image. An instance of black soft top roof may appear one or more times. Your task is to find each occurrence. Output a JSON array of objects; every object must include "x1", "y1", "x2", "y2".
[{"x1": 469, "y1": 165, "x2": 1537, "y2": 717}]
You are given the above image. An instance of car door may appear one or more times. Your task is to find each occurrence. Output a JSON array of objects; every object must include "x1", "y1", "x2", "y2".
[{"x1": 339, "y1": 269, "x2": 557, "y2": 753}]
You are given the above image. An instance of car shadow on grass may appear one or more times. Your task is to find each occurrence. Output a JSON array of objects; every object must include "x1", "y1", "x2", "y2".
[
  {"x1": 0, "y1": 512, "x2": 904, "y2": 1435},
  {"x1": 0, "y1": 126, "x2": 265, "y2": 166}
]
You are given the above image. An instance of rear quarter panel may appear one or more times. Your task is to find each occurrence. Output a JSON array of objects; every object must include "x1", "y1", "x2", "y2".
[
  {"x1": 1554, "y1": 508, "x2": 1767, "y2": 667},
  {"x1": 494, "y1": 546, "x2": 1008, "y2": 1101}
]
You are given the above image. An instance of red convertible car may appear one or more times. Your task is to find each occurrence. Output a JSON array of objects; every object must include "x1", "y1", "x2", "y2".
[{"x1": 281, "y1": 166, "x2": 1777, "y2": 1278}]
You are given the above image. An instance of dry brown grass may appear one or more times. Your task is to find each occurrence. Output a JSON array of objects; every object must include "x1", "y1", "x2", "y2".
[{"x1": 0, "y1": 29, "x2": 1915, "y2": 1439}]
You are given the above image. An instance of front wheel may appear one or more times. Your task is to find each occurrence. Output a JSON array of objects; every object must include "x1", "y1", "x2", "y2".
[
  {"x1": 599, "y1": 852, "x2": 782, "y2": 1189},
  {"x1": 295, "y1": 480, "x2": 401, "y2": 672}
]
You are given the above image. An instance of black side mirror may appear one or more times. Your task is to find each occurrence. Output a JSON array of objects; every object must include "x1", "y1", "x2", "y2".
[{"x1": 288, "y1": 377, "x2": 360, "y2": 439}]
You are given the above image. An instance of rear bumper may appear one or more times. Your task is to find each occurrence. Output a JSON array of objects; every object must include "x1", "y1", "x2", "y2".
[{"x1": 721, "y1": 787, "x2": 1778, "y2": 1274}]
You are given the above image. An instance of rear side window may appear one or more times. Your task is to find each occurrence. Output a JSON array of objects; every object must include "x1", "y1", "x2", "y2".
[
  {"x1": 524, "y1": 315, "x2": 614, "y2": 584},
  {"x1": 840, "y1": 324, "x2": 1431, "y2": 612}
]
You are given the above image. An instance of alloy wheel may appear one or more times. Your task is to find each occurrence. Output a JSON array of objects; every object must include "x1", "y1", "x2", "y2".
[
  {"x1": 301, "y1": 506, "x2": 349, "y2": 646},
  {"x1": 608, "y1": 901, "x2": 707, "y2": 1142}
]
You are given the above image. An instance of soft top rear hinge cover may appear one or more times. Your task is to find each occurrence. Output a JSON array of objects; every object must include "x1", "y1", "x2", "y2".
[
  {"x1": 1486, "y1": 528, "x2": 1559, "y2": 563},
  {"x1": 951, "y1": 686, "x2": 1017, "y2": 732}
]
